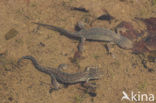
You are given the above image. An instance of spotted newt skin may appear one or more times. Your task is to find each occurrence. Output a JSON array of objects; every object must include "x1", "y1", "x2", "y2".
[{"x1": 18, "y1": 56, "x2": 103, "y2": 90}]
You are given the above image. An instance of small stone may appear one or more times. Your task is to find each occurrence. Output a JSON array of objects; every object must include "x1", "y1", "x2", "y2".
[
  {"x1": 5, "y1": 28, "x2": 18, "y2": 40},
  {"x1": 148, "y1": 68, "x2": 154, "y2": 72},
  {"x1": 8, "y1": 97, "x2": 13, "y2": 101},
  {"x1": 39, "y1": 42, "x2": 45, "y2": 47}
]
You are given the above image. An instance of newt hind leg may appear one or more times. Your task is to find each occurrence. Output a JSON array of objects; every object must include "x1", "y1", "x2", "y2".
[{"x1": 49, "y1": 74, "x2": 61, "y2": 93}]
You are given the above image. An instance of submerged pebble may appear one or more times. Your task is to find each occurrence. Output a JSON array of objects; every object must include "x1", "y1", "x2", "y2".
[{"x1": 5, "y1": 28, "x2": 18, "y2": 40}]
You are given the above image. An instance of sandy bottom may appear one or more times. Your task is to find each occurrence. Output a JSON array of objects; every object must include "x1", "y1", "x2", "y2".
[{"x1": 0, "y1": 0, "x2": 156, "y2": 103}]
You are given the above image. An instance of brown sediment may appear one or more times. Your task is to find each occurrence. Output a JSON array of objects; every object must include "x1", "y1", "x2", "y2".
[{"x1": 0, "y1": 0, "x2": 156, "y2": 103}]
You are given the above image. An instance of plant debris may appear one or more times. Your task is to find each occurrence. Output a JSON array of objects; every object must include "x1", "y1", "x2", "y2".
[
  {"x1": 135, "y1": 17, "x2": 156, "y2": 33},
  {"x1": 71, "y1": 7, "x2": 89, "y2": 13},
  {"x1": 116, "y1": 21, "x2": 143, "y2": 40}
]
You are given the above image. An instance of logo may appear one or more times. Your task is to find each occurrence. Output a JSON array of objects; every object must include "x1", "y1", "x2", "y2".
[{"x1": 121, "y1": 91, "x2": 155, "y2": 102}]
